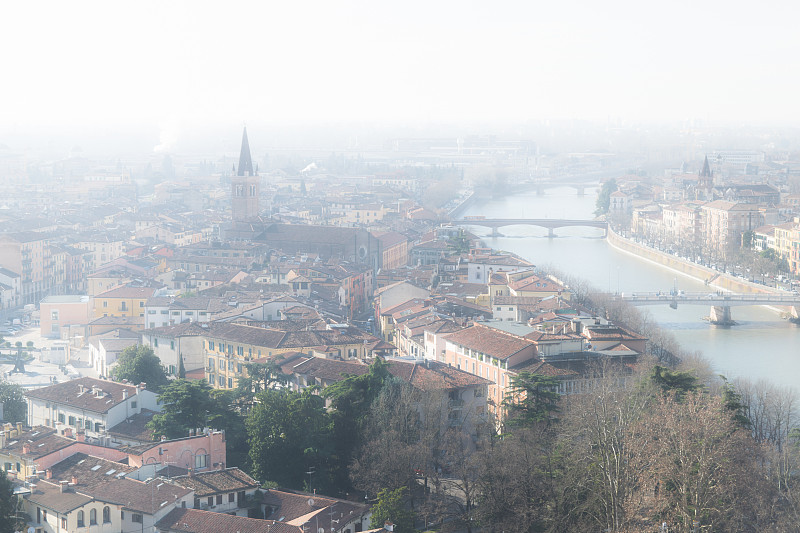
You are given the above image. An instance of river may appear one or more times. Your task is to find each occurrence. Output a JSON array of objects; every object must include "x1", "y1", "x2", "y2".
[{"x1": 462, "y1": 186, "x2": 800, "y2": 389}]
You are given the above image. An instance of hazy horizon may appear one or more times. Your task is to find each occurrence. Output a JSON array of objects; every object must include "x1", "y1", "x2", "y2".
[{"x1": 2, "y1": 0, "x2": 800, "y2": 154}]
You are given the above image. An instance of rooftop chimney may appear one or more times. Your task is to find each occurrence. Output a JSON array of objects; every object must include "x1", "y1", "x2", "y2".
[
  {"x1": 16, "y1": 422, "x2": 22, "y2": 433},
  {"x1": 138, "y1": 382, "x2": 147, "y2": 390},
  {"x1": 45, "y1": 469, "x2": 53, "y2": 479},
  {"x1": 59, "y1": 480, "x2": 70, "y2": 493},
  {"x1": 122, "y1": 390, "x2": 128, "y2": 400},
  {"x1": 384, "y1": 522, "x2": 394, "y2": 532},
  {"x1": 22, "y1": 444, "x2": 31, "y2": 455},
  {"x1": 0, "y1": 431, "x2": 5, "y2": 449},
  {"x1": 188, "y1": 468, "x2": 194, "y2": 478},
  {"x1": 71, "y1": 475, "x2": 77, "y2": 485},
  {"x1": 76, "y1": 431, "x2": 85, "y2": 443},
  {"x1": 63, "y1": 427, "x2": 73, "y2": 438}
]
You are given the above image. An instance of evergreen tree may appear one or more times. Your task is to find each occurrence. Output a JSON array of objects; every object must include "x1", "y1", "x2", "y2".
[
  {"x1": 0, "y1": 468, "x2": 16, "y2": 533},
  {"x1": 502, "y1": 371, "x2": 561, "y2": 428},
  {"x1": 649, "y1": 365, "x2": 699, "y2": 400},
  {"x1": 0, "y1": 380, "x2": 26, "y2": 424},
  {"x1": 595, "y1": 178, "x2": 618, "y2": 216},
  {"x1": 369, "y1": 487, "x2": 415, "y2": 533},
  {"x1": 111, "y1": 345, "x2": 169, "y2": 392}
]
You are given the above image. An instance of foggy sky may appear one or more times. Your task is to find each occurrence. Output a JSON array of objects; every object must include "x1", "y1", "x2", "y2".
[{"x1": 2, "y1": 0, "x2": 799, "y2": 139}]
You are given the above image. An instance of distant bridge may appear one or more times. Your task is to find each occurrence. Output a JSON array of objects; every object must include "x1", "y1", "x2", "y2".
[
  {"x1": 455, "y1": 218, "x2": 608, "y2": 238},
  {"x1": 612, "y1": 292, "x2": 800, "y2": 324}
]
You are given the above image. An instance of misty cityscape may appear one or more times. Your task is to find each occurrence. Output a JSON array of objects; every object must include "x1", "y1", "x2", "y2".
[{"x1": 1, "y1": 2, "x2": 800, "y2": 533}]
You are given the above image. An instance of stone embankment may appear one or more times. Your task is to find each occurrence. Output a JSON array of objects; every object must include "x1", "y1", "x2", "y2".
[{"x1": 606, "y1": 227, "x2": 778, "y2": 296}]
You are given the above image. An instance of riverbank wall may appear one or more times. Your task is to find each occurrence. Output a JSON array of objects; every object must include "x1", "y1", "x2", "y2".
[
  {"x1": 606, "y1": 227, "x2": 778, "y2": 296},
  {"x1": 449, "y1": 190, "x2": 478, "y2": 218}
]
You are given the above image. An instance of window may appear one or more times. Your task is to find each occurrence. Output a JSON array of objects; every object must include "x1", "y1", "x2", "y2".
[
  {"x1": 139, "y1": 301, "x2": 144, "y2": 307},
  {"x1": 103, "y1": 506, "x2": 111, "y2": 523},
  {"x1": 51, "y1": 310, "x2": 59, "y2": 320},
  {"x1": 62, "y1": 517, "x2": 67, "y2": 529},
  {"x1": 68, "y1": 416, "x2": 76, "y2": 426},
  {"x1": 85, "y1": 420, "x2": 91, "y2": 429},
  {"x1": 103, "y1": 301, "x2": 108, "y2": 308},
  {"x1": 208, "y1": 341, "x2": 214, "y2": 351},
  {"x1": 208, "y1": 358, "x2": 214, "y2": 370},
  {"x1": 36, "y1": 507, "x2": 41, "y2": 524},
  {"x1": 228, "y1": 493, "x2": 235, "y2": 503},
  {"x1": 228, "y1": 360, "x2": 234, "y2": 371},
  {"x1": 207, "y1": 496, "x2": 214, "y2": 507},
  {"x1": 237, "y1": 346, "x2": 244, "y2": 356},
  {"x1": 154, "y1": 338, "x2": 158, "y2": 347},
  {"x1": 77, "y1": 510, "x2": 85, "y2": 527},
  {"x1": 90, "y1": 508, "x2": 97, "y2": 525},
  {"x1": 237, "y1": 490, "x2": 246, "y2": 504},
  {"x1": 132, "y1": 513, "x2": 143, "y2": 523},
  {"x1": 216, "y1": 495, "x2": 223, "y2": 505},
  {"x1": 195, "y1": 454, "x2": 208, "y2": 469},
  {"x1": 121, "y1": 302, "x2": 127, "y2": 311},
  {"x1": 218, "y1": 375, "x2": 224, "y2": 386},
  {"x1": 148, "y1": 310, "x2": 156, "y2": 314},
  {"x1": 58, "y1": 413, "x2": 65, "y2": 424},
  {"x1": 194, "y1": 498, "x2": 200, "y2": 508},
  {"x1": 131, "y1": 401, "x2": 137, "y2": 408},
  {"x1": 228, "y1": 378, "x2": 233, "y2": 388},
  {"x1": 170, "y1": 340, "x2": 175, "y2": 350}
]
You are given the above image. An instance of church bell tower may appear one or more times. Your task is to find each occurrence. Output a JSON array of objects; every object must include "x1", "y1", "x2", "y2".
[{"x1": 231, "y1": 127, "x2": 260, "y2": 221}]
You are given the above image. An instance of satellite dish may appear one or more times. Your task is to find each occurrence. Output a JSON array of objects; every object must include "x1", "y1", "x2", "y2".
[{"x1": 307, "y1": 498, "x2": 315, "y2": 507}]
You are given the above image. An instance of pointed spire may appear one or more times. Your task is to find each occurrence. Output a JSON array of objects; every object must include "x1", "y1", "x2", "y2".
[
  {"x1": 700, "y1": 155, "x2": 712, "y2": 177},
  {"x1": 237, "y1": 127, "x2": 255, "y2": 177}
]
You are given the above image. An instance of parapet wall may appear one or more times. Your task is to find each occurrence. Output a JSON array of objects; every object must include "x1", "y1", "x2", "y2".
[{"x1": 606, "y1": 227, "x2": 776, "y2": 296}]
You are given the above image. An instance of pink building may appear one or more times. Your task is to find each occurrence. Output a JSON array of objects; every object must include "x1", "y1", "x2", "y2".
[
  {"x1": 129, "y1": 429, "x2": 227, "y2": 472},
  {"x1": 40, "y1": 294, "x2": 91, "y2": 338}
]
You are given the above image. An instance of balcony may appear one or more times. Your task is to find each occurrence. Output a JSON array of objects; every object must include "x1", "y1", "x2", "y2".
[{"x1": 448, "y1": 399, "x2": 464, "y2": 409}]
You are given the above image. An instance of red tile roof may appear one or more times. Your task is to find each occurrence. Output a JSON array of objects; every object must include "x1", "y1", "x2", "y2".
[
  {"x1": 157, "y1": 507, "x2": 298, "y2": 533},
  {"x1": 25, "y1": 377, "x2": 142, "y2": 414},
  {"x1": 96, "y1": 286, "x2": 157, "y2": 299},
  {"x1": 444, "y1": 324, "x2": 534, "y2": 360},
  {"x1": 172, "y1": 468, "x2": 260, "y2": 496},
  {"x1": 386, "y1": 359, "x2": 491, "y2": 391}
]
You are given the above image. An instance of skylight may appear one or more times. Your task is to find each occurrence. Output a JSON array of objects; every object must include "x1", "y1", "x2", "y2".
[
  {"x1": 91, "y1": 465, "x2": 101, "y2": 471},
  {"x1": 105, "y1": 469, "x2": 116, "y2": 475}
]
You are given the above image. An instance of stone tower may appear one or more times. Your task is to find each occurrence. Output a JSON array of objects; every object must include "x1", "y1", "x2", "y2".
[{"x1": 231, "y1": 127, "x2": 260, "y2": 221}]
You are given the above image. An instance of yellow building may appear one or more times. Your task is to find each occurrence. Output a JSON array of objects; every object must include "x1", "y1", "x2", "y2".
[
  {"x1": 93, "y1": 286, "x2": 157, "y2": 320},
  {"x1": 202, "y1": 323, "x2": 383, "y2": 390}
]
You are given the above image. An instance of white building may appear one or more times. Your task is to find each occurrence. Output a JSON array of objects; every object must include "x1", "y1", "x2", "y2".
[
  {"x1": 25, "y1": 377, "x2": 160, "y2": 439},
  {"x1": 144, "y1": 296, "x2": 227, "y2": 329}
]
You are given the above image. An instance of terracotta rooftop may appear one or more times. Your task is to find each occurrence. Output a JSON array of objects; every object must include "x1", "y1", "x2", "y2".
[
  {"x1": 25, "y1": 479, "x2": 92, "y2": 514},
  {"x1": 444, "y1": 324, "x2": 535, "y2": 360},
  {"x1": 1, "y1": 426, "x2": 73, "y2": 460},
  {"x1": 25, "y1": 377, "x2": 142, "y2": 414},
  {"x1": 172, "y1": 468, "x2": 260, "y2": 497},
  {"x1": 106, "y1": 408, "x2": 158, "y2": 442},
  {"x1": 262, "y1": 488, "x2": 369, "y2": 527},
  {"x1": 157, "y1": 507, "x2": 299, "y2": 533},
  {"x1": 386, "y1": 359, "x2": 491, "y2": 391},
  {"x1": 96, "y1": 286, "x2": 157, "y2": 299}
]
